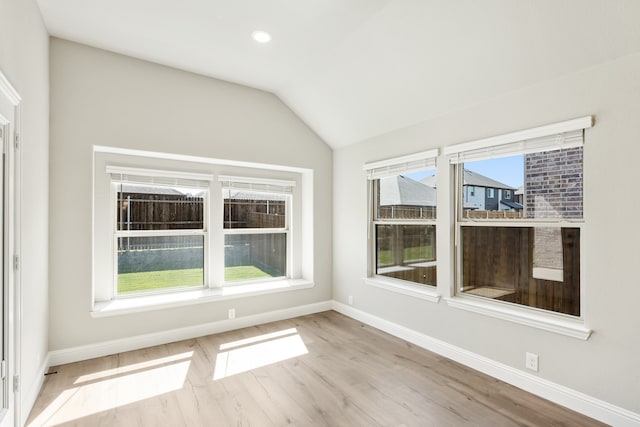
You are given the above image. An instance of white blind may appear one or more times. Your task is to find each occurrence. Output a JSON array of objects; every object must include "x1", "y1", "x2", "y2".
[
  {"x1": 445, "y1": 116, "x2": 592, "y2": 164},
  {"x1": 363, "y1": 149, "x2": 438, "y2": 180},
  {"x1": 218, "y1": 176, "x2": 295, "y2": 194},
  {"x1": 107, "y1": 166, "x2": 213, "y2": 189},
  {"x1": 448, "y1": 129, "x2": 584, "y2": 164}
]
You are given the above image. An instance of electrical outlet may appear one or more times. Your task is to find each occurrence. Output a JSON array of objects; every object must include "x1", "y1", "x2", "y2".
[
  {"x1": 228, "y1": 308, "x2": 235, "y2": 319},
  {"x1": 348, "y1": 295, "x2": 353, "y2": 305},
  {"x1": 525, "y1": 352, "x2": 539, "y2": 372}
]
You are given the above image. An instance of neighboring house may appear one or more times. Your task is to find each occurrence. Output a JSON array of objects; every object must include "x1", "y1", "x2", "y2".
[
  {"x1": 524, "y1": 148, "x2": 583, "y2": 219},
  {"x1": 514, "y1": 186, "x2": 524, "y2": 205},
  {"x1": 378, "y1": 175, "x2": 437, "y2": 219},
  {"x1": 421, "y1": 169, "x2": 523, "y2": 212}
]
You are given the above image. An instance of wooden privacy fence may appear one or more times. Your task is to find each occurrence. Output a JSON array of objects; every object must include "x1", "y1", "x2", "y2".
[
  {"x1": 379, "y1": 205, "x2": 436, "y2": 220},
  {"x1": 117, "y1": 192, "x2": 204, "y2": 231},
  {"x1": 463, "y1": 210, "x2": 522, "y2": 219},
  {"x1": 461, "y1": 226, "x2": 580, "y2": 316},
  {"x1": 224, "y1": 199, "x2": 285, "y2": 228}
]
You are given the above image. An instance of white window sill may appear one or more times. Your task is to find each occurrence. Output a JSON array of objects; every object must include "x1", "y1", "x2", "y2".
[
  {"x1": 364, "y1": 276, "x2": 440, "y2": 303},
  {"x1": 91, "y1": 279, "x2": 314, "y2": 318},
  {"x1": 445, "y1": 295, "x2": 592, "y2": 340}
]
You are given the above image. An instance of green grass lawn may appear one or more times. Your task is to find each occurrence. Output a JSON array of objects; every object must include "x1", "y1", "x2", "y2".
[
  {"x1": 224, "y1": 265, "x2": 271, "y2": 282},
  {"x1": 117, "y1": 265, "x2": 272, "y2": 293},
  {"x1": 377, "y1": 246, "x2": 434, "y2": 265},
  {"x1": 118, "y1": 268, "x2": 204, "y2": 294}
]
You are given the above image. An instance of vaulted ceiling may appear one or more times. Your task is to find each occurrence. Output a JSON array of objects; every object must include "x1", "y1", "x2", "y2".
[{"x1": 36, "y1": 0, "x2": 640, "y2": 148}]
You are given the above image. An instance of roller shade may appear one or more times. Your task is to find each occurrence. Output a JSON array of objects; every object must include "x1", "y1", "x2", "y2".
[{"x1": 364, "y1": 149, "x2": 438, "y2": 180}]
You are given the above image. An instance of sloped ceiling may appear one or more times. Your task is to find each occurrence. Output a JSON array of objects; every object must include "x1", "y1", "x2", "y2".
[{"x1": 36, "y1": 0, "x2": 640, "y2": 148}]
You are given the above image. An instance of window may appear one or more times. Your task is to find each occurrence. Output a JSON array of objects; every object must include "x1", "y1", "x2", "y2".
[
  {"x1": 486, "y1": 188, "x2": 495, "y2": 198},
  {"x1": 505, "y1": 190, "x2": 511, "y2": 199},
  {"x1": 469, "y1": 186, "x2": 475, "y2": 196},
  {"x1": 221, "y1": 176, "x2": 293, "y2": 283},
  {"x1": 447, "y1": 118, "x2": 590, "y2": 317},
  {"x1": 93, "y1": 148, "x2": 313, "y2": 313},
  {"x1": 109, "y1": 167, "x2": 211, "y2": 295},
  {"x1": 364, "y1": 150, "x2": 438, "y2": 288}
]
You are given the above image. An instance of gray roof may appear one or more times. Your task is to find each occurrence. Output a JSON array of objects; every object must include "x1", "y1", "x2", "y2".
[
  {"x1": 421, "y1": 169, "x2": 515, "y2": 190},
  {"x1": 464, "y1": 170, "x2": 515, "y2": 190},
  {"x1": 379, "y1": 175, "x2": 436, "y2": 207},
  {"x1": 500, "y1": 200, "x2": 524, "y2": 210},
  {"x1": 420, "y1": 173, "x2": 437, "y2": 188}
]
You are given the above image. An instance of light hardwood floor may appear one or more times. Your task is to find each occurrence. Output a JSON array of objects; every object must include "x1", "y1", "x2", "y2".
[{"x1": 27, "y1": 311, "x2": 604, "y2": 426}]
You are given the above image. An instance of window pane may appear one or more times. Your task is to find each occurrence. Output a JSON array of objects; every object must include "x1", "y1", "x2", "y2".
[
  {"x1": 462, "y1": 147, "x2": 583, "y2": 220},
  {"x1": 116, "y1": 184, "x2": 204, "y2": 230},
  {"x1": 376, "y1": 224, "x2": 436, "y2": 286},
  {"x1": 117, "y1": 235, "x2": 204, "y2": 294},
  {"x1": 224, "y1": 190, "x2": 286, "y2": 229},
  {"x1": 460, "y1": 226, "x2": 580, "y2": 316},
  {"x1": 376, "y1": 168, "x2": 437, "y2": 220},
  {"x1": 224, "y1": 233, "x2": 286, "y2": 282}
]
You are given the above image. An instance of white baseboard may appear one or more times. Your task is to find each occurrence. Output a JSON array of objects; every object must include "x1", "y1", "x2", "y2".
[
  {"x1": 22, "y1": 353, "x2": 50, "y2": 425},
  {"x1": 332, "y1": 301, "x2": 640, "y2": 427},
  {"x1": 49, "y1": 300, "x2": 332, "y2": 366}
]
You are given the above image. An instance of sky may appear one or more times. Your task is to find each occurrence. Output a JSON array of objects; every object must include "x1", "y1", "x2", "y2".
[
  {"x1": 464, "y1": 155, "x2": 524, "y2": 188},
  {"x1": 405, "y1": 154, "x2": 524, "y2": 188}
]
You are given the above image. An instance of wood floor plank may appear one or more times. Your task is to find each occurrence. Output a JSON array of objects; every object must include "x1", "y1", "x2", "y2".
[{"x1": 27, "y1": 311, "x2": 605, "y2": 426}]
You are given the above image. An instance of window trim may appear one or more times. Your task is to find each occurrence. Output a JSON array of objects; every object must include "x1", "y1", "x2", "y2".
[
  {"x1": 92, "y1": 278, "x2": 314, "y2": 317},
  {"x1": 445, "y1": 295, "x2": 591, "y2": 340},
  {"x1": 92, "y1": 147, "x2": 314, "y2": 314},
  {"x1": 364, "y1": 276, "x2": 440, "y2": 303},
  {"x1": 363, "y1": 149, "x2": 440, "y2": 298},
  {"x1": 446, "y1": 117, "x2": 592, "y2": 338}
]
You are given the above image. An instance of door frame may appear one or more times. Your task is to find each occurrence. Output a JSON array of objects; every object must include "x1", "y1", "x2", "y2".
[{"x1": 0, "y1": 71, "x2": 21, "y2": 427}]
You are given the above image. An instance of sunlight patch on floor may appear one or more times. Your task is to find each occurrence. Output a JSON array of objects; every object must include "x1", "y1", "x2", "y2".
[
  {"x1": 213, "y1": 328, "x2": 308, "y2": 380},
  {"x1": 74, "y1": 351, "x2": 194, "y2": 384},
  {"x1": 29, "y1": 355, "x2": 192, "y2": 426}
]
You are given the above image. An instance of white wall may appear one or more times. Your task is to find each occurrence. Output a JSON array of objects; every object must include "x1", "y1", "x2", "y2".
[
  {"x1": 0, "y1": 0, "x2": 49, "y2": 419},
  {"x1": 49, "y1": 39, "x2": 332, "y2": 350},
  {"x1": 333, "y1": 52, "x2": 640, "y2": 413},
  {"x1": 0, "y1": 0, "x2": 50, "y2": 423}
]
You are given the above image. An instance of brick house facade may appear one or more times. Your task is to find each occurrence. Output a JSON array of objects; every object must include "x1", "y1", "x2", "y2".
[{"x1": 524, "y1": 147, "x2": 583, "y2": 219}]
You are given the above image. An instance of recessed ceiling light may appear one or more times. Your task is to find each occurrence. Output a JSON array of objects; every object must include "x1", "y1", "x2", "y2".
[{"x1": 251, "y1": 30, "x2": 272, "y2": 44}]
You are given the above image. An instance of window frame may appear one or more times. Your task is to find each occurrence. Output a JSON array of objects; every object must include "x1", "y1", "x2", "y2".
[
  {"x1": 219, "y1": 175, "x2": 295, "y2": 285},
  {"x1": 486, "y1": 188, "x2": 495, "y2": 198},
  {"x1": 111, "y1": 184, "x2": 210, "y2": 297},
  {"x1": 107, "y1": 166, "x2": 213, "y2": 298},
  {"x1": 92, "y1": 148, "x2": 313, "y2": 316},
  {"x1": 363, "y1": 149, "x2": 440, "y2": 303},
  {"x1": 444, "y1": 116, "x2": 593, "y2": 339}
]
